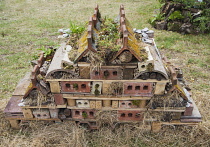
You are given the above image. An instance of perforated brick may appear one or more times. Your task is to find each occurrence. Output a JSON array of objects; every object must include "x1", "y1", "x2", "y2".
[
  {"x1": 91, "y1": 81, "x2": 102, "y2": 95},
  {"x1": 60, "y1": 81, "x2": 91, "y2": 93},
  {"x1": 90, "y1": 68, "x2": 123, "y2": 80},
  {"x1": 33, "y1": 109, "x2": 50, "y2": 119},
  {"x1": 119, "y1": 100, "x2": 138, "y2": 108},
  {"x1": 118, "y1": 110, "x2": 143, "y2": 121},
  {"x1": 71, "y1": 109, "x2": 96, "y2": 119},
  {"x1": 76, "y1": 100, "x2": 90, "y2": 108},
  {"x1": 124, "y1": 82, "x2": 153, "y2": 96}
]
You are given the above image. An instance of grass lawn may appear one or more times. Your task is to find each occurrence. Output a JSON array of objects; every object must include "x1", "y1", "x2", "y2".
[{"x1": 0, "y1": 0, "x2": 209, "y2": 146}]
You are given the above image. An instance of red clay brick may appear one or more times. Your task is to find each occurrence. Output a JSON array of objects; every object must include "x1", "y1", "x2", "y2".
[
  {"x1": 118, "y1": 110, "x2": 143, "y2": 121},
  {"x1": 119, "y1": 100, "x2": 137, "y2": 108},
  {"x1": 54, "y1": 94, "x2": 66, "y2": 105},
  {"x1": 90, "y1": 68, "x2": 122, "y2": 80},
  {"x1": 71, "y1": 109, "x2": 96, "y2": 119},
  {"x1": 60, "y1": 81, "x2": 91, "y2": 93},
  {"x1": 124, "y1": 82, "x2": 153, "y2": 96}
]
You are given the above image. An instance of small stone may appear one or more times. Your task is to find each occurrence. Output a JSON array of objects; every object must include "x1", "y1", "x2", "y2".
[
  {"x1": 142, "y1": 33, "x2": 148, "y2": 38},
  {"x1": 147, "y1": 30, "x2": 154, "y2": 34},
  {"x1": 63, "y1": 29, "x2": 71, "y2": 34},
  {"x1": 135, "y1": 29, "x2": 141, "y2": 34},
  {"x1": 147, "y1": 30, "x2": 154, "y2": 38},
  {"x1": 142, "y1": 38, "x2": 153, "y2": 44},
  {"x1": 142, "y1": 27, "x2": 149, "y2": 32},
  {"x1": 186, "y1": 102, "x2": 191, "y2": 107},
  {"x1": 18, "y1": 102, "x2": 25, "y2": 107},
  {"x1": 58, "y1": 35, "x2": 65, "y2": 39},
  {"x1": 62, "y1": 34, "x2": 69, "y2": 38},
  {"x1": 58, "y1": 29, "x2": 64, "y2": 33}
]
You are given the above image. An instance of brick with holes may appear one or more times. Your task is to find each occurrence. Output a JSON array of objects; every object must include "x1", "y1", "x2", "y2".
[
  {"x1": 90, "y1": 67, "x2": 123, "y2": 80},
  {"x1": 76, "y1": 100, "x2": 90, "y2": 108},
  {"x1": 123, "y1": 82, "x2": 153, "y2": 96},
  {"x1": 60, "y1": 81, "x2": 91, "y2": 93},
  {"x1": 33, "y1": 109, "x2": 50, "y2": 119},
  {"x1": 71, "y1": 109, "x2": 96, "y2": 119},
  {"x1": 118, "y1": 110, "x2": 144, "y2": 121},
  {"x1": 119, "y1": 100, "x2": 138, "y2": 108}
]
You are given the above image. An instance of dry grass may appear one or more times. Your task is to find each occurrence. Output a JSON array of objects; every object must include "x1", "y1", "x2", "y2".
[{"x1": 0, "y1": 0, "x2": 210, "y2": 146}]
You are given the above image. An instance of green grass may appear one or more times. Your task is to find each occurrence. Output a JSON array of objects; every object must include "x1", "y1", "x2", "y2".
[{"x1": 0, "y1": 0, "x2": 210, "y2": 146}]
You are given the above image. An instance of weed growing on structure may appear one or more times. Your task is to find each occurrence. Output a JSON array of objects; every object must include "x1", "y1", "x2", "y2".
[
  {"x1": 37, "y1": 46, "x2": 55, "y2": 58},
  {"x1": 69, "y1": 21, "x2": 85, "y2": 36},
  {"x1": 73, "y1": 83, "x2": 79, "y2": 90},
  {"x1": 132, "y1": 100, "x2": 140, "y2": 106},
  {"x1": 82, "y1": 111, "x2": 88, "y2": 118},
  {"x1": 97, "y1": 17, "x2": 120, "y2": 51}
]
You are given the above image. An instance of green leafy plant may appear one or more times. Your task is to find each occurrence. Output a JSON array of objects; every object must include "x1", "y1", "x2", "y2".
[
  {"x1": 148, "y1": 13, "x2": 165, "y2": 26},
  {"x1": 168, "y1": 11, "x2": 184, "y2": 20},
  {"x1": 69, "y1": 21, "x2": 85, "y2": 35},
  {"x1": 158, "y1": 0, "x2": 166, "y2": 3},
  {"x1": 73, "y1": 83, "x2": 78, "y2": 90},
  {"x1": 37, "y1": 46, "x2": 55, "y2": 58},
  {"x1": 132, "y1": 100, "x2": 140, "y2": 106},
  {"x1": 82, "y1": 111, "x2": 88, "y2": 118},
  {"x1": 94, "y1": 84, "x2": 100, "y2": 96},
  {"x1": 175, "y1": 0, "x2": 194, "y2": 6},
  {"x1": 94, "y1": 89, "x2": 100, "y2": 96},
  {"x1": 97, "y1": 18, "x2": 120, "y2": 51},
  {"x1": 32, "y1": 54, "x2": 39, "y2": 60},
  {"x1": 95, "y1": 84, "x2": 100, "y2": 89},
  {"x1": 103, "y1": 70, "x2": 110, "y2": 79},
  {"x1": 193, "y1": 16, "x2": 210, "y2": 33}
]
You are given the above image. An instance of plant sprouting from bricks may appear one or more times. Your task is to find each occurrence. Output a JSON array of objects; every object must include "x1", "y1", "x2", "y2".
[
  {"x1": 69, "y1": 21, "x2": 85, "y2": 35},
  {"x1": 94, "y1": 84, "x2": 100, "y2": 96},
  {"x1": 82, "y1": 111, "x2": 88, "y2": 118},
  {"x1": 73, "y1": 83, "x2": 78, "y2": 90},
  {"x1": 37, "y1": 46, "x2": 55, "y2": 58}
]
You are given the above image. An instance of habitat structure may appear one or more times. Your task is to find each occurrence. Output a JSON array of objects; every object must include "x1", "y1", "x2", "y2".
[{"x1": 4, "y1": 5, "x2": 202, "y2": 132}]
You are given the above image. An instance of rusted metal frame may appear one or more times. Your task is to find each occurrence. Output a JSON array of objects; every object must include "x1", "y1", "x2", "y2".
[
  {"x1": 87, "y1": 17, "x2": 97, "y2": 53},
  {"x1": 93, "y1": 4, "x2": 99, "y2": 28},
  {"x1": 120, "y1": 25, "x2": 142, "y2": 61},
  {"x1": 111, "y1": 6, "x2": 142, "y2": 62},
  {"x1": 167, "y1": 65, "x2": 177, "y2": 85},
  {"x1": 74, "y1": 48, "x2": 90, "y2": 63},
  {"x1": 119, "y1": 4, "x2": 125, "y2": 33},
  {"x1": 23, "y1": 63, "x2": 42, "y2": 98},
  {"x1": 122, "y1": 25, "x2": 128, "y2": 49},
  {"x1": 74, "y1": 18, "x2": 97, "y2": 63},
  {"x1": 87, "y1": 21, "x2": 96, "y2": 52},
  {"x1": 74, "y1": 6, "x2": 101, "y2": 63},
  {"x1": 31, "y1": 65, "x2": 40, "y2": 85},
  {"x1": 167, "y1": 63, "x2": 188, "y2": 100},
  {"x1": 37, "y1": 53, "x2": 45, "y2": 67},
  {"x1": 119, "y1": 5, "x2": 125, "y2": 18},
  {"x1": 120, "y1": 16, "x2": 125, "y2": 32}
]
